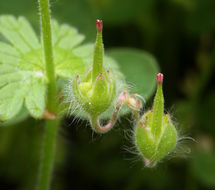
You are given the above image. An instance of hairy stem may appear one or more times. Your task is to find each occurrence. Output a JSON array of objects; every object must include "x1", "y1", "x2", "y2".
[
  {"x1": 133, "y1": 110, "x2": 140, "y2": 124},
  {"x1": 90, "y1": 106, "x2": 120, "y2": 134},
  {"x1": 39, "y1": 0, "x2": 57, "y2": 111},
  {"x1": 38, "y1": 119, "x2": 59, "y2": 190},
  {"x1": 38, "y1": 0, "x2": 59, "y2": 190},
  {"x1": 90, "y1": 90, "x2": 127, "y2": 133}
]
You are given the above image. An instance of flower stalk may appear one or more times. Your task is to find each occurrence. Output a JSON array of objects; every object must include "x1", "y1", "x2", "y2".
[{"x1": 90, "y1": 90, "x2": 127, "y2": 133}]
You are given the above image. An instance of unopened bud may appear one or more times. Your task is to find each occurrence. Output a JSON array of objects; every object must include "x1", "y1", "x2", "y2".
[
  {"x1": 73, "y1": 19, "x2": 116, "y2": 117},
  {"x1": 135, "y1": 73, "x2": 177, "y2": 167}
]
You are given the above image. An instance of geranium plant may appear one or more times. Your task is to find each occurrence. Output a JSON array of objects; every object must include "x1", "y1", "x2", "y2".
[{"x1": 0, "y1": 0, "x2": 180, "y2": 189}]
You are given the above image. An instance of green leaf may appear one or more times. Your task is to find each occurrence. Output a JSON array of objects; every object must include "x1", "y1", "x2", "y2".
[
  {"x1": 0, "y1": 63, "x2": 45, "y2": 121},
  {"x1": 25, "y1": 80, "x2": 46, "y2": 118},
  {"x1": 0, "y1": 42, "x2": 20, "y2": 65},
  {"x1": 52, "y1": 20, "x2": 85, "y2": 50},
  {"x1": 0, "y1": 106, "x2": 29, "y2": 127},
  {"x1": 107, "y1": 48, "x2": 159, "y2": 99},
  {"x1": 0, "y1": 64, "x2": 25, "y2": 88},
  {"x1": 54, "y1": 47, "x2": 88, "y2": 79},
  {"x1": 0, "y1": 82, "x2": 29, "y2": 121},
  {"x1": 0, "y1": 16, "x2": 46, "y2": 121},
  {"x1": 0, "y1": 15, "x2": 40, "y2": 53}
]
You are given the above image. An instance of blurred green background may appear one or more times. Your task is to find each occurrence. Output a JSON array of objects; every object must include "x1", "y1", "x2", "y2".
[{"x1": 0, "y1": 0, "x2": 215, "y2": 189}]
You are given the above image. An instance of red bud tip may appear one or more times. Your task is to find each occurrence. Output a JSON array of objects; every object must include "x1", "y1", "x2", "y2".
[
  {"x1": 96, "y1": 19, "x2": 103, "y2": 32},
  {"x1": 156, "y1": 73, "x2": 163, "y2": 85}
]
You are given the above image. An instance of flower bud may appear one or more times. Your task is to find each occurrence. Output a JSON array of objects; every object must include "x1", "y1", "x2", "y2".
[
  {"x1": 135, "y1": 73, "x2": 177, "y2": 167},
  {"x1": 73, "y1": 20, "x2": 116, "y2": 117}
]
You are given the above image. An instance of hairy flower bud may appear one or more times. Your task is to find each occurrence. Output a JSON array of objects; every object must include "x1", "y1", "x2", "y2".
[
  {"x1": 73, "y1": 20, "x2": 116, "y2": 118},
  {"x1": 135, "y1": 73, "x2": 177, "y2": 167}
]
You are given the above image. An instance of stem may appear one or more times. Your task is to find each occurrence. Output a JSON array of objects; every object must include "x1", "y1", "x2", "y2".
[
  {"x1": 133, "y1": 110, "x2": 140, "y2": 124},
  {"x1": 38, "y1": 0, "x2": 59, "y2": 190},
  {"x1": 39, "y1": 0, "x2": 57, "y2": 112},
  {"x1": 90, "y1": 106, "x2": 120, "y2": 134},
  {"x1": 90, "y1": 90, "x2": 127, "y2": 133},
  {"x1": 38, "y1": 119, "x2": 59, "y2": 190}
]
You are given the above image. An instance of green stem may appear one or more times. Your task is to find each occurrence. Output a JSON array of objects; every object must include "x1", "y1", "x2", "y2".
[
  {"x1": 90, "y1": 90, "x2": 126, "y2": 134},
  {"x1": 39, "y1": 0, "x2": 57, "y2": 112},
  {"x1": 38, "y1": 119, "x2": 59, "y2": 190},
  {"x1": 90, "y1": 100, "x2": 120, "y2": 134},
  {"x1": 38, "y1": 0, "x2": 59, "y2": 190},
  {"x1": 133, "y1": 110, "x2": 140, "y2": 124}
]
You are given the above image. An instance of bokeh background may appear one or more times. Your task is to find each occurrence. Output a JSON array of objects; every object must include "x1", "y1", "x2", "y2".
[{"x1": 0, "y1": 0, "x2": 215, "y2": 189}]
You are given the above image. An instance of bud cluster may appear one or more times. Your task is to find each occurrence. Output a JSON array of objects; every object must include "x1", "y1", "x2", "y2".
[{"x1": 71, "y1": 20, "x2": 179, "y2": 165}]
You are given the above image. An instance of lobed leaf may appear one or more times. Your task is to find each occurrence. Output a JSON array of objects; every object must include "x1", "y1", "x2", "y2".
[{"x1": 0, "y1": 63, "x2": 46, "y2": 121}]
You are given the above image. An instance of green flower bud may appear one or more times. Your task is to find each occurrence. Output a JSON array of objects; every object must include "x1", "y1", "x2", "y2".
[
  {"x1": 73, "y1": 20, "x2": 116, "y2": 118},
  {"x1": 135, "y1": 73, "x2": 177, "y2": 167}
]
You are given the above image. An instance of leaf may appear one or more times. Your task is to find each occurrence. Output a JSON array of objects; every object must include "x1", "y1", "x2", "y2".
[
  {"x1": 54, "y1": 47, "x2": 88, "y2": 79},
  {"x1": 0, "y1": 82, "x2": 29, "y2": 121},
  {"x1": 0, "y1": 15, "x2": 46, "y2": 120},
  {"x1": 0, "y1": 65, "x2": 24, "y2": 88},
  {"x1": 107, "y1": 48, "x2": 159, "y2": 99},
  {"x1": 0, "y1": 106, "x2": 29, "y2": 127},
  {"x1": 25, "y1": 80, "x2": 46, "y2": 118},
  {"x1": 72, "y1": 44, "x2": 94, "y2": 57},
  {"x1": 0, "y1": 42, "x2": 20, "y2": 65},
  {"x1": 0, "y1": 15, "x2": 40, "y2": 53},
  {"x1": 52, "y1": 20, "x2": 85, "y2": 50},
  {"x1": 19, "y1": 48, "x2": 44, "y2": 71},
  {"x1": 0, "y1": 62, "x2": 45, "y2": 120}
]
